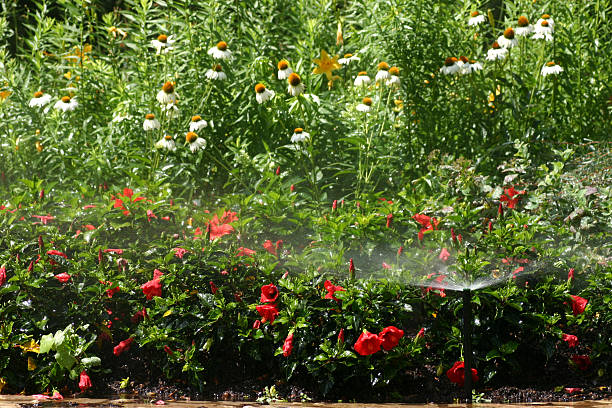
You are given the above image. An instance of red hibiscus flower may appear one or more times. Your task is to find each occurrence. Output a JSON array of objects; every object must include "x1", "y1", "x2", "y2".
[
  {"x1": 32, "y1": 214, "x2": 55, "y2": 225},
  {"x1": 446, "y1": 361, "x2": 479, "y2": 387},
  {"x1": 379, "y1": 326, "x2": 404, "y2": 351},
  {"x1": 113, "y1": 337, "x2": 134, "y2": 356},
  {"x1": 0, "y1": 265, "x2": 6, "y2": 286},
  {"x1": 338, "y1": 328, "x2": 345, "y2": 343},
  {"x1": 54, "y1": 273, "x2": 71, "y2": 283},
  {"x1": 263, "y1": 240, "x2": 277, "y2": 255},
  {"x1": 210, "y1": 280, "x2": 218, "y2": 294},
  {"x1": 562, "y1": 334, "x2": 579, "y2": 348},
  {"x1": 354, "y1": 330, "x2": 382, "y2": 356},
  {"x1": 324, "y1": 280, "x2": 346, "y2": 302},
  {"x1": 47, "y1": 250, "x2": 68, "y2": 259},
  {"x1": 570, "y1": 295, "x2": 588, "y2": 315},
  {"x1": 172, "y1": 247, "x2": 188, "y2": 259},
  {"x1": 253, "y1": 320, "x2": 261, "y2": 329},
  {"x1": 571, "y1": 355, "x2": 591, "y2": 371},
  {"x1": 78, "y1": 371, "x2": 92, "y2": 392},
  {"x1": 207, "y1": 211, "x2": 238, "y2": 241},
  {"x1": 416, "y1": 327, "x2": 425, "y2": 340},
  {"x1": 500, "y1": 186, "x2": 526, "y2": 209},
  {"x1": 568, "y1": 268, "x2": 575, "y2": 281},
  {"x1": 106, "y1": 285, "x2": 120, "y2": 298},
  {"x1": 413, "y1": 213, "x2": 439, "y2": 241},
  {"x1": 439, "y1": 248, "x2": 451, "y2": 262},
  {"x1": 282, "y1": 333, "x2": 294, "y2": 357},
  {"x1": 141, "y1": 278, "x2": 162, "y2": 300},
  {"x1": 260, "y1": 283, "x2": 279, "y2": 303},
  {"x1": 146, "y1": 209, "x2": 157, "y2": 222},
  {"x1": 164, "y1": 345, "x2": 174, "y2": 356},
  {"x1": 236, "y1": 247, "x2": 255, "y2": 257},
  {"x1": 256, "y1": 304, "x2": 279, "y2": 323}
]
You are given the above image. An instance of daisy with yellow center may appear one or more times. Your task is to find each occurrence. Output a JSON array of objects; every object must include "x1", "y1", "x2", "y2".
[
  {"x1": 354, "y1": 71, "x2": 371, "y2": 87},
  {"x1": 313, "y1": 50, "x2": 341, "y2": 81},
  {"x1": 206, "y1": 64, "x2": 227, "y2": 81},
  {"x1": 151, "y1": 34, "x2": 176, "y2": 55},
  {"x1": 254, "y1": 83, "x2": 275, "y2": 104},
  {"x1": 29, "y1": 91, "x2": 52, "y2": 107},
  {"x1": 277, "y1": 60, "x2": 293, "y2": 80},
  {"x1": 533, "y1": 20, "x2": 554, "y2": 41},
  {"x1": 190, "y1": 115, "x2": 208, "y2": 131},
  {"x1": 515, "y1": 16, "x2": 534, "y2": 36},
  {"x1": 497, "y1": 28, "x2": 518, "y2": 48},
  {"x1": 486, "y1": 41, "x2": 508, "y2": 61},
  {"x1": 386, "y1": 66, "x2": 401, "y2": 87},
  {"x1": 468, "y1": 11, "x2": 486, "y2": 26},
  {"x1": 186, "y1": 131, "x2": 207, "y2": 152},
  {"x1": 356, "y1": 97, "x2": 373, "y2": 113},
  {"x1": 208, "y1": 41, "x2": 232, "y2": 60},
  {"x1": 54, "y1": 95, "x2": 78, "y2": 112},
  {"x1": 155, "y1": 134, "x2": 176, "y2": 151},
  {"x1": 290, "y1": 127, "x2": 310, "y2": 144},
  {"x1": 157, "y1": 81, "x2": 178, "y2": 105},
  {"x1": 375, "y1": 62, "x2": 391, "y2": 82},
  {"x1": 143, "y1": 113, "x2": 160, "y2": 131},
  {"x1": 440, "y1": 57, "x2": 461, "y2": 75},
  {"x1": 287, "y1": 73, "x2": 305, "y2": 96},
  {"x1": 338, "y1": 53, "x2": 360, "y2": 65},
  {"x1": 541, "y1": 61, "x2": 563, "y2": 77}
]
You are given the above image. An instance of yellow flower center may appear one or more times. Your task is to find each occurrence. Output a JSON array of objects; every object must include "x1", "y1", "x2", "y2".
[
  {"x1": 145, "y1": 113, "x2": 155, "y2": 120},
  {"x1": 394, "y1": 99, "x2": 403, "y2": 107},
  {"x1": 546, "y1": 61, "x2": 556, "y2": 67},
  {"x1": 191, "y1": 115, "x2": 202, "y2": 122},
  {"x1": 469, "y1": 59, "x2": 477, "y2": 64},
  {"x1": 165, "y1": 134, "x2": 172, "y2": 140},
  {"x1": 377, "y1": 62, "x2": 389, "y2": 71},
  {"x1": 157, "y1": 34, "x2": 168, "y2": 43},
  {"x1": 216, "y1": 41, "x2": 227, "y2": 51},
  {"x1": 362, "y1": 97, "x2": 372, "y2": 106},
  {"x1": 492, "y1": 41, "x2": 501, "y2": 49},
  {"x1": 278, "y1": 60, "x2": 289, "y2": 70},
  {"x1": 61, "y1": 96, "x2": 71, "y2": 103},
  {"x1": 34, "y1": 91, "x2": 44, "y2": 98},
  {"x1": 255, "y1": 83, "x2": 266, "y2": 93},
  {"x1": 358, "y1": 71, "x2": 368, "y2": 76},
  {"x1": 541, "y1": 14, "x2": 550, "y2": 19},
  {"x1": 294, "y1": 128, "x2": 303, "y2": 134},
  {"x1": 518, "y1": 16, "x2": 529, "y2": 27},
  {"x1": 460, "y1": 56, "x2": 469, "y2": 63},
  {"x1": 444, "y1": 57, "x2": 458, "y2": 66},
  {"x1": 504, "y1": 27, "x2": 515, "y2": 39},
  {"x1": 186, "y1": 132, "x2": 198, "y2": 143},
  {"x1": 471, "y1": 11, "x2": 479, "y2": 17},
  {"x1": 214, "y1": 64, "x2": 223, "y2": 72},
  {"x1": 344, "y1": 53, "x2": 353, "y2": 58},
  {"x1": 288, "y1": 73, "x2": 301, "y2": 86},
  {"x1": 389, "y1": 66, "x2": 400, "y2": 76},
  {"x1": 162, "y1": 81, "x2": 174, "y2": 93},
  {"x1": 541, "y1": 21, "x2": 549, "y2": 27}
]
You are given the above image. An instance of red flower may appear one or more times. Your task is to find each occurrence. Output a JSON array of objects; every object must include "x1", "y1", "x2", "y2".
[
  {"x1": 349, "y1": 258, "x2": 355, "y2": 276},
  {"x1": 446, "y1": 361, "x2": 479, "y2": 387},
  {"x1": 83, "y1": 224, "x2": 96, "y2": 231},
  {"x1": 324, "y1": 280, "x2": 346, "y2": 301},
  {"x1": 236, "y1": 247, "x2": 255, "y2": 257},
  {"x1": 141, "y1": 278, "x2": 162, "y2": 300},
  {"x1": 378, "y1": 326, "x2": 404, "y2": 351},
  {"x1": 290, "y1": 184, "x2": 295, "y2": 192},
  {"x1": 104, "y1": 248, "x2": 123, "y2": 255},
  {"x1": 451, "y1": 228, "x2": 456, "y2": 242},
  {"x1": 54, "y1": 273, "x2": 71, "y2": 283},
  {"x1": 32, "y1": 214, "x2": 55, "y2": 225},
  {"x1": 500, "y1": 186, "x2": 526, "y2": 209},
  {"x1": 164, "y1": 345, "x2": 174, "y2": 356},
  {"x1": 338, "y1": 328, "x2": 345, "y2": 343},
  {"x1": 146, "y1": 209, "x2": 157, "y2": 222},
  {"x1": 131, "y1": 308, "x2": 147, "y2": 323},
  {"x1": 565, "y1": 388, "x2": 583, "y2": 394},
  {"x1": 263, "y1": 240, "x2": 277, "y2": 255},
  {"x1": 78, "y1": 370, "x2": 92, "y2": 392},
  {"x1": 0, "y1": 265, "x2": 6, "y2": 286},
  {"x1": 106, "y1": 286, "x2": 120, "y2": 298},
  {"x1": 207, "y1": 212, "x2": 238, "y2": 241},
  {"x1": 282, "y1": 333, "x2": 294, "y2": 357},
  {"x1": 113, "y1": 337, "x2": 134, "y2": 356},
  {"x1": 172, "y1": 247, "x2": 188, "y2": 259},
  {"x1": 260, "y1": 283, "x2": 279, "y2": 303},
  {"x1": 210, "y1": 281, "x2": 218, "y2": 294},
  {"x1": 153, "y1": 269, "x2": 164, "y2": 279},
  {"x1": 276, "y1": 166, "x2": 281, "y2": 175},
  {"x1": 416, "y1": 327, "x2": 425, "y2": 340},
  {"x1": 571, "y1": 355, "x2": 591, "y2": 371},
  {"x1": 570, "y1": 295, "x2": 588, "y2": 315},
  {"x1": 256, "y1": 304, "x2": 279, "y2": 323},
  {"x1": 47, "y1": 250, "x2": 68, "y2": 259},
  {"x1": 562, "y1": 334, "x2": 579, "y2": 348},
  {"x1": 332, "y1": 200, "x2": 337, "y2": 211},
  {"x1": 386, "y1": 213, "x2": 393, "y2": 228},
  {"x1": 253, "y1": 320, "x2": 261, "y2": 329},
  {"x1": 568, "y1": 268, "x2": 575, "y2": 281},
  {"x1": 439, "y1": 248, "x2": 450, "y2": 262},
  {"x1": 397, "y1": 246, "x2": 403, "y2": 256},
  {"x1": 354, "y1": 330, "x2": 382, "y2": 356},
  {"x1": 382, "y1": 262, "x2": 391, "y2": 269}
]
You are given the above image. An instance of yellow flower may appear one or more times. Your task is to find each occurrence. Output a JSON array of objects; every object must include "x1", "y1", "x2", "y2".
[
  {"x1": 28, "y1": 357, "x2": 37, "y2": 371},
  {"x1": 0, "y1": 90, "x2": 11, "y2": 101},
  {"x1": 18, "y1": 339, "x2": 40, "y2": 353},
  {"x1": 0, "y1": 377, "x2": 6, "y2": 393},
  {"x1": 312, "y1": 50, "x2": 341, "y2": 80}
]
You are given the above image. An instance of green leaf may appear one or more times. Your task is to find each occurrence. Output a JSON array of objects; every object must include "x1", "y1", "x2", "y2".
[
  {"x1": 53, "y1": 330, "x2": 65, "y2": 347},
  {"x1": 485, "y1": 350, "x2": 502, "y2": 361},
  {"x1": 81, "y1": 356, "x2": 101, "y2": 367},
  {"x1": 55, "y1": 348, "x2": 77, "y2": 370},
  {"x1": 500, "y1": 341, "x2": 519, "y2": 355},
  {"x1": 39, "y1": 334, "x2": 55, "y2": 354}
]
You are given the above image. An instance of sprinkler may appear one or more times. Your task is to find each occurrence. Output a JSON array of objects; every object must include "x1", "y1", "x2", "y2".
[{"x1": 463, "y1": 288, "x2": 473, "y2": 404}]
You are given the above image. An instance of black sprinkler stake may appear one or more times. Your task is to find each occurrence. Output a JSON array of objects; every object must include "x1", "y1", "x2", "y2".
[{"x1": 463, "y1": 288, "x2": 473, "y2": 404}]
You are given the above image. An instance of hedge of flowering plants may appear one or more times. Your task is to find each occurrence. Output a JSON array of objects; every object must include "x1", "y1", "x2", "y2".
[{"x1": 0, "y1": 0, "x2": 611, "y2": 402}]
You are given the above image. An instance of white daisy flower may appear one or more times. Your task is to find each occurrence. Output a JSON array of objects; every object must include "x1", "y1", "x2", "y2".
[
  {"x1": 375, "y1": 62, "x2": 391, "y2": 82},
  {"x1": 254, "y1": 83, "x2": 275, "y2": 104},
  {"x1": 338, "y1": 53, "x2": 360, "y2": 65},
  {"x1": 386, "y1": 66, "x2": 400, "y2": 86},
  {"x1": 354, "y1": 71, "x2": 371, "y2": 86},
  {"x1": 497, "y1": 28, "x2": 518, "y2": 48},
  {"x1": 541, "y1": 61, "x2": 563, "y2": 77},
  {"x1": 290, "y1": 128, "x2": 310, "y2": 143},
  {"x1": 143, "y1": 113, "x2": 160, "y2": 131},
  {"x1": 532, "y1": 20, "x2": 554, "y2": 41},
  {"x1": 162, "y1": 102, "x2": 179, "y2": 119},
  {"x1": 111, "y1": 112, "x2": 132, "y2": 123},
  {"x1": 205, "y1": 64, "x2": 227, "y2": 81},
  {"x1": 155, "y1": 134, "x2": 176, "y2": 151},
  {"x1": 54, "y1": 96, "x2": 78, "y2": 112},
  {"x1": 468, "y1": 11, "x2": 486, "y2": 26},
  {"x1": 287, "y1": 73, "x2": 305, "y2": 96},
  {"x1": 535, "y1": 14, "x2": 555, "y2": 30},
  {"x1": 515, "y1": 16, "x2": 534, "y2": 36},
  {"x1": 207, "y1": 41, "x2": 232, "y2": 60},
  {"x1": 186, "y1": 131, "x2": 206, "y2": 152},
  {"x1": 356, "y1": 97, "x2": 373, "y2": 113},
  {"x1": 151, "y1": 34, "x2": 176, "y2": 55},
  {"x1": 463, "y1": 59, "x2": 483, "y2": 74},
  {"x1": 441, "y1": 57, "x2": 461, "y2": 75},
  {"x1": 189, "y1": 115, "x2": 208, "y2": 131},
  {"x1": 277, "y1": 60, "x2": 293, "y2": 80},
  {"x1": 157, "y1": 81, "x2": 178, "y2": 105},
  {"x1": 29, "y1": 91, "x2": 52, "y2": 107},
  {"x1": 303, "y1": 93, "x2": 320, "y2": 104},
  {"x1": 486, "y1": 41, "x2": 508, "y2": 61}
]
